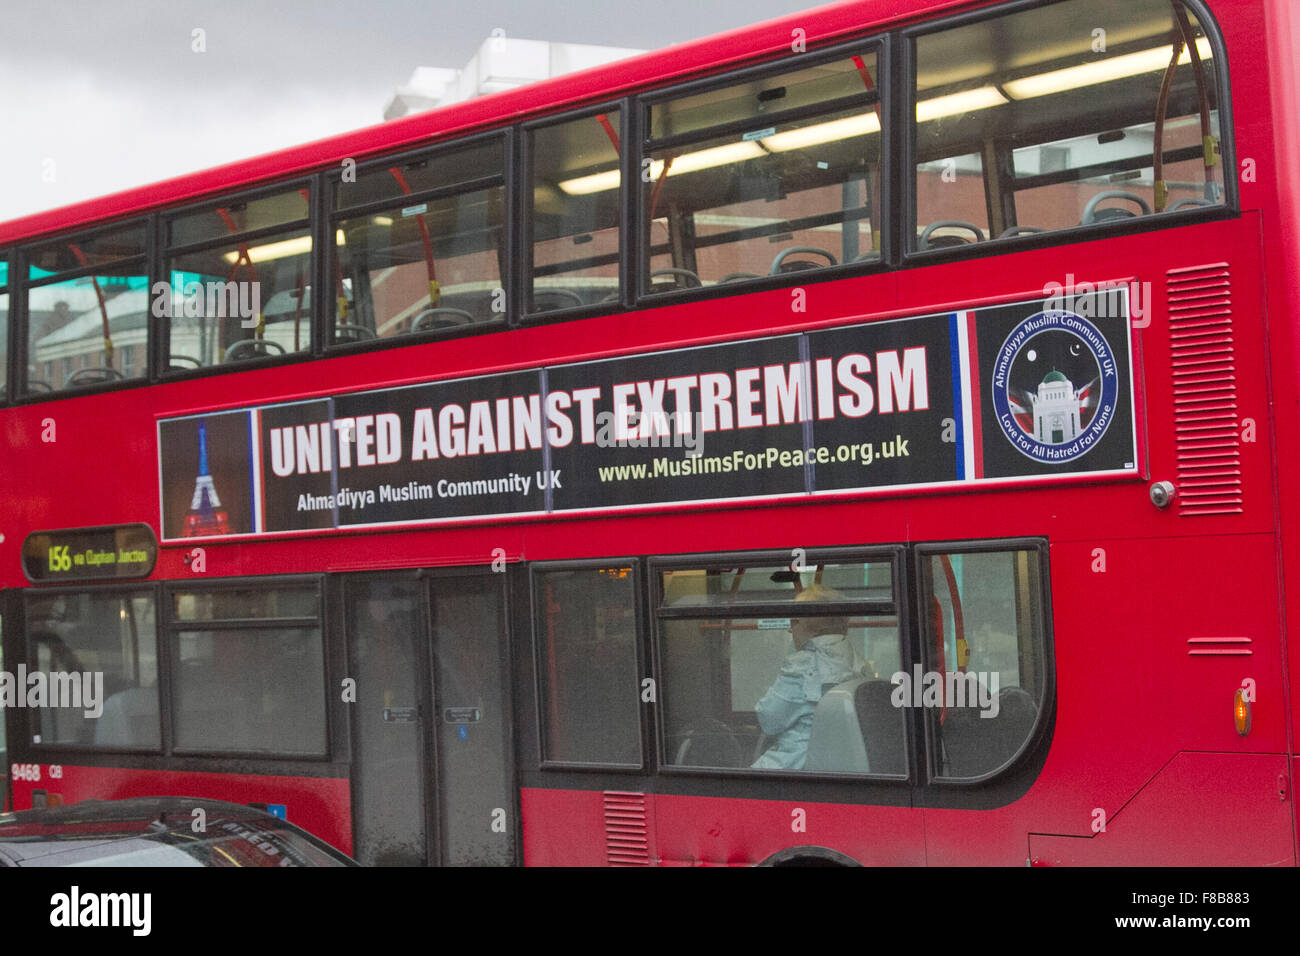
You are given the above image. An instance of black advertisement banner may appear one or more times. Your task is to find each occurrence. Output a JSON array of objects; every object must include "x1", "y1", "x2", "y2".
[{"x1": 157, "y1": 293, "x2": 1139, "y2": 540}]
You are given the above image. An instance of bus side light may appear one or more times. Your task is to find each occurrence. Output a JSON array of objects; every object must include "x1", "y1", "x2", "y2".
[{"x1": 1233, "y1": 688, "x2": 1251, "y2": 736}]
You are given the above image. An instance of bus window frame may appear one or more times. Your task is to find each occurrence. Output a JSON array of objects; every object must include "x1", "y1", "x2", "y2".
[
  {"x1": 529, "y1": 557, "x2": 648, "y2": 773},
  {"x1": 324, "y1": 128, "x2": 514, "y2": 354},
  {"x1": 648, "y1": 544, "x2": 917, "y2": 784},
  {"x1": 633, "y1": 34, "x2": 896, "y2": 308},
  {"x1": 912, "y1": 537, "x2": 1055, "y2": 787},
  {"x1": 159, "y1": 176, "x2": 317, "y2": 379},
  {"x1": 900, "y1": 0, "x2": 1238, "y2": 266},
  {"x1": 520, "y1": 100, "x2": 634, "y2": 324},
  {"x1": 162, "y1": 573, "x2": 330, "y2": 761},
  {"x1": 18, "y1": 581, "x2": 164, "y2": 756}
]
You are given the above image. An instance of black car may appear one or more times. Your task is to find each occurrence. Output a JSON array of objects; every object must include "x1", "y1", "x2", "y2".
[{"x1": 0, "y1": 797, "x2": 357, "y2": 867}]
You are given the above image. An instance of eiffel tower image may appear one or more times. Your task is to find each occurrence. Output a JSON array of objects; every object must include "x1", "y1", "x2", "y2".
[{"x1": 183, "y1": 419, "x2": 231, "y2": 536}]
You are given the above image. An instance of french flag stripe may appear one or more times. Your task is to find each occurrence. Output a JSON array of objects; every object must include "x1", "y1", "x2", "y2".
[{"x1": 955, "y1": 311, "x2": 982, "y2": 479}]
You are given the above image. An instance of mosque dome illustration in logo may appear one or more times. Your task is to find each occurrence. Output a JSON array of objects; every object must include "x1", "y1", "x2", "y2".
[{"x1": 991, "y1": 310, "x2": 1118, "y2": 465}]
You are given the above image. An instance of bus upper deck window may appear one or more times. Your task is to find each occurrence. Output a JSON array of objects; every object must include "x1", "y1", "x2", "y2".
[
  {"x1": 911, "y1": 0, "x2": 1224, "y2": 251},
  {"x1": 641, "y1": 49, "x2": 883, "y2": 295},
  {"x1": 163, "y1": 185, "x2": 313, "y2": 371},
  {"x1": 330, "y1": 139, "x2": 506, "y2": 345},
  {"x1": 23, "y1": 223, "x2": 149, "y2": 395},
  {"x1": 526, "y1": 109, "x2": 623, "y2": 317}
]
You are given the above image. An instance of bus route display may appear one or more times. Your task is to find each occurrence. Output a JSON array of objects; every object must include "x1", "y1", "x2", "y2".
[
  {"x1": 22, "y1": 524, "x2": 158, "y2": 582},
  {"x1": 156, "y1": 291, "x2": 1138, "y2": 540}
]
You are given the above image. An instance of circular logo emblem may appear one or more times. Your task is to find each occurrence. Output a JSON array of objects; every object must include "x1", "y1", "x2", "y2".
[{"x1": 990, "y1": 310, "x2": 1117, "y2": 464}]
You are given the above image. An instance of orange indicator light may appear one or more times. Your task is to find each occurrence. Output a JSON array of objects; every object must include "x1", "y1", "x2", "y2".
[{"x1": 1233, "y1": 688, "x2": 1251, "y2": 736}]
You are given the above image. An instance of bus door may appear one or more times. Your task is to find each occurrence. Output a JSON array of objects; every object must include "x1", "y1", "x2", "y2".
[{"x1": 346, "y1": 569, "x2": 515, "y2": 866}]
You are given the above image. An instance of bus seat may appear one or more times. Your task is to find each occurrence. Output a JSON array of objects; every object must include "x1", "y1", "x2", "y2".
[
  {"x1": 998, "y1": 226, "x2": 1043, "y2": 238},
  {"x1": 1080, "y1": 190, "x2": 1151, "y2": 224},
  {"x1": 412, "y1": 308, "x2": 474, "y2": 331},
  {"x1": 223, "y1": 339, "x2": 285, "y2": 363},
  {"x1": 673, "y1": 717, "x2": 743, "y2": 768},
  {"x1": 939, "y1": 685, "x2": 1039, "y2": 777},
  {"x1": 333, "y1": 322, "x2": 377, "y2": 343},
  {"x1": 65, "y1": 366, "x2": 125, "y2": 388},
  {"x1": 531, "y1": 289, "x2": 585, "y2": 312},
  {"x1": 648, "y1": 268, "x2": 702, "y2": 293},
  {"x1": 917, "y1": 220, "x2": 984, "y2": 250},
  {"x1": 989, "y1": 686, "x2": 1038, "y2": 766},
  {"x1": 1167, "y1": 197, "x2": 1217, "y2": 211},
  {"x1": 855, "y1": 679, "x2": 907, "y2": 775},
  {"x1": 769, "y1": 247, "x2": 836, "y2": 274},
  {"x1": 805, "y1": 677, "x2": 869, "y2": 772}
]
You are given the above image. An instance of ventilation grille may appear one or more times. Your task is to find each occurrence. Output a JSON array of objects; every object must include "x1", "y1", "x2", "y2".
[
  {"x1": 1166, "y1": 263, "x2": 1241, "y2": 516},
  {"x1": 603, "y1": 791, "x2": 650, "y2": 866},
  {"x1": 1187, "y1": 636, "x2": 1253, "y2": 657}
]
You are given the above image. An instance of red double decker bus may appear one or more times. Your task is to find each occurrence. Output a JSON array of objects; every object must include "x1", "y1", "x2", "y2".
[{"x1": 1, "y1": 0, "x2": 1296, "y2": 866}]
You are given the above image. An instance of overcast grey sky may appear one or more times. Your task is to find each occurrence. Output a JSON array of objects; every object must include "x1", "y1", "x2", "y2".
[{"x1": 0, "y1": 0, "x2": 820, "y2": 223}]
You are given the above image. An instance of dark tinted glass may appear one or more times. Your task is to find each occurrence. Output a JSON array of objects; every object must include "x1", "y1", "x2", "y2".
[
  {"x1": 172, "y1": 587, "x2": 319, "y2": 621},
  {"x1": 350, "y1": 579, "x2": 425, "y2": 866},
  {"x1": 649, "y1": 55, "x2": 875, "y2": 140},
  {"x1": 335, "y1": 141, "x2": 501, "y2": 210},
  {"x1": 661, "y1": 560, "x2": 892, "y2": 607},
  {"x1": 26, "y1": 224, "x2": 146, "y2": 279},
  {"x1": 172, "y1": 627, "x2": 326, "y2": 755},
  {"x1": 169, "y1": 187, "x2": 309, "y2": 247},
  {"x1": 432, "y1": 578, "x2": 513, "y2": 865},
  {"x1": 0, "y1": 292, "x2": 8, "y2": 398},
  {"x1": 535, "y1": 567, "x2": 640, "y2": 764}
]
